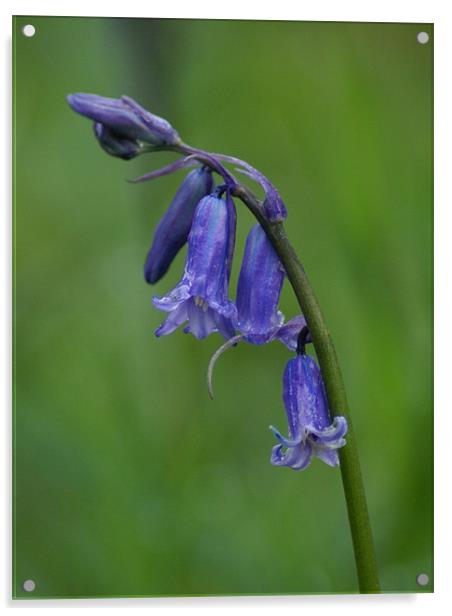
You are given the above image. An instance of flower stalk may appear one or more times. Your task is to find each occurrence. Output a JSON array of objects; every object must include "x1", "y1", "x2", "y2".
[
  {"x1": 176, "y1": 143, "x2": 381, "y2": 593},
  {"x1": 67, "y1": 93, "x2": 380, "y2": 592}
]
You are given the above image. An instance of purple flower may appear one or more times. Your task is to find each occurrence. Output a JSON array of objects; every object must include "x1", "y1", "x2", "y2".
[
  {"x1": 236, "y1": 224, "x2": 285, "y2": 343},
  {"x1": 236, "y1": 224, "x2": 307, "y2": 349},
  {"x1": 67, "y1": 93, "x2": 181, "y2": 156},
  {"x1": 153, "y1": 191, "x2": 237, "y2": 340},
  {"x1": 144, "y1": 167, "x2": 214, "y2": 284},
  {"x1": 270, "y1": 354, "x2": 348, "y2": 470}
]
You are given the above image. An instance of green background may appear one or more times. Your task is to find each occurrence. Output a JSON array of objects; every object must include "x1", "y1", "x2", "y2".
[{"x1": 13, "y1": 17, "x2": 433, "y2": 597}]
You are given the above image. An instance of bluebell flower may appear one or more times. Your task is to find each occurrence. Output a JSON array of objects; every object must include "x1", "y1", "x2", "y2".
[
  {"x1": 236, "y1": 224, "x2": 285, "y2": 344},
  {"x1": 67, "y1": 93, "x2": 181, "y2": 157},
  {"x1": 153, "y1": 190, "x2": 237, "y2": 340},
  {"x1": 206, "y1": 225, "x2": 312, "y2": 398},
  {"x1": 236, "y1": 224, "x2": 308, "y2": 349},
  {"x1": 144, "y1": 167, "x2": 214, "y2": 284},
  {"x1": 270, "y1": 353, "x2": 348, "y2": 470}
]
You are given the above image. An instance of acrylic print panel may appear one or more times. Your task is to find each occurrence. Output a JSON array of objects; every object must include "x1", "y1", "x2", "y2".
[{"x1": 13, "y1": 16, "x2": 433, "y2": 598}]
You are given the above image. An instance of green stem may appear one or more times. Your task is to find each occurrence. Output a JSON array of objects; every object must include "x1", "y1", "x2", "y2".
[
  {"x1": 175, "y1": 145, "x2": 380, "y2": 592},
  {"x1": 235, "y1": 184, "x2": 380, "y2": 594}
]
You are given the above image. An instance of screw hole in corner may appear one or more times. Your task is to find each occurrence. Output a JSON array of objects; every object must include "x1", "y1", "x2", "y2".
[
  {"x1": 416, "y1": 573, "x2": 429, "y2": 587},
  {"x1": 22, "y1": 24, "x2": 36, "y2": 38},
  {"x1": 22, "y1": 579, "x2": 36, "y2": 592},
  {"x1": 417, "y1": 32, "x2": 429, "y2": 45}
]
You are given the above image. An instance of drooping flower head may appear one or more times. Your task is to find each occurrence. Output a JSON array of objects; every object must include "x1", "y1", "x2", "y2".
[
  {"x1": 236, "y1": 224, "x2": 285, "y2": 344},
  {"x1": 270, "y1": 352, "x2": 348, "y2": 470},
  {"x1": 152, "y1": 188, "x2": 237, "y2": 340},
  {"x1": 205, "y1": 225, "x2": 312, "y2": 398},
  {"x1": 67, "y1": 93, "x2": 181, "y2": 158},
  {"x1": 235, "y1": 224, "x2": 309, "y2": 349},
  {"x1": 144, "y1": 167, "x2": 214, "y2": 284}
]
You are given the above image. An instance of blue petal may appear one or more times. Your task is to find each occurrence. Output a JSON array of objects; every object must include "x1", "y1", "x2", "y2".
[
  {"x1": 269, "y1": 425, "x2": 303, "y2": 448},
  {"x1": 270, "y1": 441, "x2": 312, "y2": 470},
  {"x1": 144, "y1": 167, "x2": 213, "y2": 284},
  {"x1": 184, "y1": 195, "x2": 233, "y2": 306},
  {"x1": 313, "y1": 448, "x2": 340, "y2": 467},
  {"x1": 281, "y1": 356, "x2": 305, "y2": 439},
  {"x1": 155, "y1": 302, "x2": 188, "y2": 337},
  {"x1": 213, "y1": 312, "x2": 237, "y2": 340},
  {"x1": 236, "y1": 224, "x2": 285, "y2": 342},
  {"x1": 152, "y1": 283, "x2": 191, "y2": 312},
  {"x1": 152, "y1": 193, "x2": 236, "y2": 339},
  {"x1": 276, "y1": 315, "x2": 311, "y2": 351},
  {"x1": 294, "y1": 354, "x2": 332, "y2": 432},
  {"x1": 310, "y1": 416, "x2": 348, "y2": 447},
  {"x1": 185, "y1": 300, "x2": 218, "y2": 340}
]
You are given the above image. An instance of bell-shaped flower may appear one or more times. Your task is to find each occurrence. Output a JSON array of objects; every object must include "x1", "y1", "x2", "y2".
[
  {"x1": 152, "y1": 190, "x2": 237, "y2": 340},
  {"x1": 236, "y1": 224, "x2": 307, "y2": 349},
  {"x1": 144, "y1": 167, "x2": 214, "y2": 284},
  {"x1": 236, "y1": 224, "x2": 285, "y2": 343},
  {"x1": 270, "y1": 354, "x2": 348, "y2": 470},
  {"x1": 67, "y1": 93, "x2": 181, "y2": 155}
]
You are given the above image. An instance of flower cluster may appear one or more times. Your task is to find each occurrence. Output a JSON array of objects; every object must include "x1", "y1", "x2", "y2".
[{"x1": 67, "y1": 93, "x2": 348, "y2": 471}]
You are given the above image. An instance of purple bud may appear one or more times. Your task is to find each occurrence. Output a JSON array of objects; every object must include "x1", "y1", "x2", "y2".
[
  {"x1": 144, "y1": 167, "x2": 214, "y2": 284},
  {"x1": 93, "y1": 123, "x2": 142, "y2": 160},
  {"x1": 234, "y1": 165, "x2": 287, "y2": 222},
  {"x1": 67, "y1": 93, "x2": 181, "y2": 152},
  {"x1": 262, "y1": 189, "x2": 287, "y2": 223},
  {"x1": 236, "y1": 224, "x2": 285, "y2": 344},
  {"x1": 270, "y1": 354, "x2": 348, "y2": 471}
]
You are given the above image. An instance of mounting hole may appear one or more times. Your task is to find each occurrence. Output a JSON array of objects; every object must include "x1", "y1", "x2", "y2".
[
  {"x1": 22, "y1": 24, "x2": 36, "y2": 38},
  {"x1": 22, "y1": 579, "x2": 36, "y2": 592},
  {"x1": 417, "y1": 32, "x2": 429, "y2": 45},
  {"x1": 416, "y1": 573, "x2": 429, "y2": 586}
]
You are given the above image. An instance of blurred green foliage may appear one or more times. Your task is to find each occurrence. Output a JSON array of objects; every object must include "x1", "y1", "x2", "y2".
[{"x1": 13, "y1": 17, "x2": 433, "y2": 597}]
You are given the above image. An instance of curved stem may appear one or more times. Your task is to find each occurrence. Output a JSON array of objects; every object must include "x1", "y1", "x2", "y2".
[
  {"x1": 261, "y1": 222, "x2": 380, "y2": 594},
  {"x1": 174, "y1": 143, "x2": 380, "y2": 593}
]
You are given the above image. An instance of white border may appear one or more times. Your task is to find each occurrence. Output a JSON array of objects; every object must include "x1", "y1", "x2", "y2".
[{"x1": 2, "y1": 1, "x2": 451, "y2": 613}]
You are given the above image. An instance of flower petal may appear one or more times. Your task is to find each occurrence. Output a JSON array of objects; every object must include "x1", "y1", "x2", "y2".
[
  {"x1": 270, "y1": 441, "x2": 312, "y2": 470},
  {"x1": 151, "y1": 187, "x2": 236, "y2": 339},
  {"x1": 184, "y1": 300, "x2": 218, "y2": 339},
  {"x1": 269, "y1": 425, "x2": 303, "y2": 448},
  {"x1": 310, "y1": 416, "x2": 348, "y2": 447},
  {"x1": 152, "y1": 283, "x2": 191, "y2": 312},
  {"x1": 155, "y1": 302, "x2": 188, "y2": 337},
  {"x1": 313, "y1": 448, "x2": 340, "y2": 467},
  {"x1": 276, "y1": 315, "x2": 311, "y2": 351},
  {"x1": 236, "y1": 224, "x2": 285, "y2": 343},
  {"x1": 213, "y1": 312, "x2": 237, "y2": 340},
  {"x1": 289, "y1": 354, "x2": 332, "y2": 433}
]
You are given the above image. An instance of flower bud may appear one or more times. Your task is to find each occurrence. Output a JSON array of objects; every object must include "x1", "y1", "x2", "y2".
[
  {"x1": 67, "y1": 93, "x2": 181, "y2": 152},
  {"x1": 144, "y1": 167, "x2": 214, "y2": 284},
  {"x1": 93, "y1": 123, "x2": 143, "y2": 160}
]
